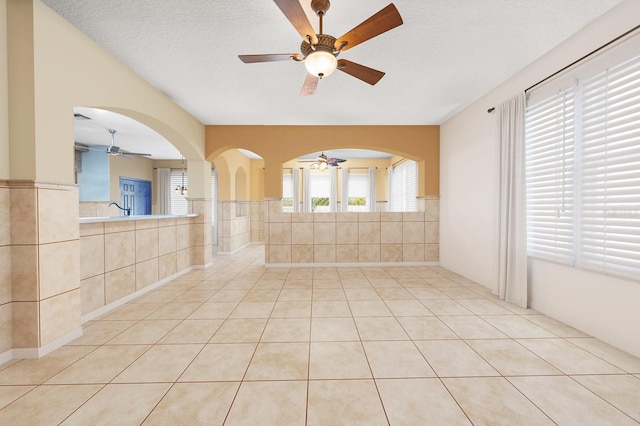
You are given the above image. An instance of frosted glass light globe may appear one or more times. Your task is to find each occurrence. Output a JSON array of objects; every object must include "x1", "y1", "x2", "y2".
[{"x1": 305, "y1": 50, "x2": 338, "y2": 78}]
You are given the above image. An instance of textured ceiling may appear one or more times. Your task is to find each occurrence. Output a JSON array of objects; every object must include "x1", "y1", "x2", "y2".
[
  {"x1": 44, "y1": 0, "x2": 623, "y2": 158},
  {"x1": 42, "y1": 0, "x2": 623, "y2": 126}
]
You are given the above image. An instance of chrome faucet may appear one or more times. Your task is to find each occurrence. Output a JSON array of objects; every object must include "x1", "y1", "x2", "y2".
[{"x1": 109, "y1": 202, "x2": 131, "y2": 216}]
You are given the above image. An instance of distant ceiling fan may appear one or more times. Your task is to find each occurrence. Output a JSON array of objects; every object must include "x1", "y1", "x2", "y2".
[
  {"x1": 299, "y1": 152, "x2": 346, "y2": 170},
  {"x1": 238, "y1": 0, "x2": 403, "y2": 95},
  {"x1": 75, "y1": 129, "x2": 151, "y2": 158}
]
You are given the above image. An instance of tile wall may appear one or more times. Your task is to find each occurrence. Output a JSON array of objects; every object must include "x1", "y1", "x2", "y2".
[
  {"x1": 217, "y1": 201, "x2": 252, "y2": 254},
  {"x1": 79, "y1": 201, "x2": 114, "y2": 218},
  {"x1": 188, "y1": 198, "x2": 213, "y2": 266},
  {"x1": 5, "y1": 181, "x2": 82, "y2": 353},
  {"x1": 265, "y1": 197, "x2": 439, "y2": 265},
  {"x1": 250, "y1": 201, "x2": 265, "y2": 242},
  {"x1": 80, "y1": 216, "x2": 195, "y2": 318},
  {"x1": 0, "y1": 182, "x2": 11, "y2": 354}
]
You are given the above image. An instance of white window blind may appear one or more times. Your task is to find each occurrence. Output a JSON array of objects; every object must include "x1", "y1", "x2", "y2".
[
  {"x1": 347, "y1": 172, "x2": 369, "y2": 212},
  {"x1": 525, "y1": 87, "x2": 576, "y2": 263},
  {"x1": 282, "y1": 173, "x2": 294, "y2": 213},
  {"x1": 578, "y1": 52, "x2": 640, "y2": 278},
  {"x1": 211, "y1": 168, "x2": 217, "y2": 225},
  {"x1": 309, "y1": 171, "x2": 331, "y2": 212},
  {"x1": 526, "y1": 31, "x2": 640, "y2": 281},
  {"x1": 390, "y1": 160, "x2": 417, "y2": 212},
  {"x1": 170, "y1": 169, "x2": 188, "y2": 215}
]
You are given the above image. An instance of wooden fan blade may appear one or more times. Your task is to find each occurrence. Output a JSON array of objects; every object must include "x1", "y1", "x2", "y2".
[
  {"x1": 335, "y1": 4, "x2": 403, "y2": 52},
  {"x1": 337, "y1": 59, "x2": 385, "y2": 85},
  {"x1": 239, "y1": 54, "x2": 301, "y2": 63},
  {"x1": 273, "y1": 0, "x2": 318, "y2": 44},
  {"x1": 300, "y1": 73, "x2": 319, "y2": 96},
  {"x1": 120, "y1": 152, "x2": 151, "y2": 156}
]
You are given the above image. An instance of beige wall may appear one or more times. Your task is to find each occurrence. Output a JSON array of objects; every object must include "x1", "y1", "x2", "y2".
[
  {"x1": 249, "y1": 159, "x2": 265, "y2": 201},
  {"x1": 1, "y1": 0, "x2": 210, "y2": 359},
  {"x1": 0, "y1": 0, "x2": 8, "y2": 180},
  {"x1": 214, "y1": 149, "x2": 253, "y2": 201},
  {"x1": 7, "y1": 0, "x2": 37, "y2": 181},
  {"x1": 206, "y1": 125, "x2": 439, "y2": 199},
  {"x1": 109, "y1": 155, "x2": 155, "y2": 203},
  {"x1": 8, "y1": 0, "x2": 205, "y2": 185},
  {"x1": 440, "y1": 0, "x2": 640, "y2": 357}
]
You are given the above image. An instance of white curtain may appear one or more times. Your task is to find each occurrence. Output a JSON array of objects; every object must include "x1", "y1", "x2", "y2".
[
  {"x1": 368, "y1": 167, "x2": 376, "y2": 212},
  {"x1": 293, "y1": 168, "x2": 301, "y2": 213},
  {"x1": 498, "y1": 93, "x2": 528, "y2": 308},
  {"x1": 156, "y1": 168, "x2": 171, "y2": 214},
  {"x1": 387, "y1": 166, "x2": 394, "y2": 212},
  {"x1": 341, "y1": 168, "x2": 349, "y2": 212},
  {"x1": 329, "y1": 167, "x2": 338, "y2": 212},
  {"x1": 303, "y1": 168, "x2": 311, "y2": 212}
]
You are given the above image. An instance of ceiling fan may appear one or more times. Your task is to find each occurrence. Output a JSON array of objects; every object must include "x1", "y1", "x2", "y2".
[
  {"x1": 238, "y1": 0, "x2": 403, "y2": 96},
  {"x1": 299, "y1": 152, "x2": 346, "y2": 169},
  {"x1": 75, "y1": 129, "x2": 151, "y2": 158}
]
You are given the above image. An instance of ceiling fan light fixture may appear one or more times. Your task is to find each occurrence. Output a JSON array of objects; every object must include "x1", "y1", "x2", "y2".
[{"x1": 304, "y1": 49, "x2": 337, "y2": 78}]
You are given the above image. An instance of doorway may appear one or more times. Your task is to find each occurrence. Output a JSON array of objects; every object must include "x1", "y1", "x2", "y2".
[{"x1": 120, "y1": 177, "x2": 152, "y2": 215}]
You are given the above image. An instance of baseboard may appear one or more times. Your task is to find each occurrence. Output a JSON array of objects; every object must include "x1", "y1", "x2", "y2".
[
  {"x1": 265, "y1": 261, "x2": 440, "y2": 268},
  {"x1": 0, "y1": 349, "x2": 14, "y2": 365},
  {"x1": 217, "y1": 242, "x2": 252, "y2": 256},
  {"x1": 193, "y1": 261, "x2": 213, "y2": 270},
  {"x1": 81, "y1": 266, "x2": 195, "y2": 324},
  {"x1": 11, "y1": 327, "x2": 84, "y2": 360}
]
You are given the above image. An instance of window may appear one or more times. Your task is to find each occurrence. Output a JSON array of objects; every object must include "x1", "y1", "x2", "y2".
[
  {"x1": 390, "y1": 160, "x2": 417, "y2": 212},
  {"x1": 526, "y1": 87, "x2": 575, "y2": 263},
  {"x1": 347, "y1": 172, "x2": 369, "y2": 212},
  {"x1": 309, "y1": 171, "x2": 331, "y2": 212},
  {"x1": 170, "y1": 169, "x2": 188, "y2": 215},
  {"x1": 211, "y1": 168, "x2": 217, "y2": 243},
  {"x1": 525, "y1": 32, "x2": 640, "y2": 281},
  {"x1": 282, "y1": 173, "x2": 294, "y2": 213}
]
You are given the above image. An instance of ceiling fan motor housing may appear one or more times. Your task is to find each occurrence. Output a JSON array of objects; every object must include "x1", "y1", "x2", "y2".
[
  {"x1": 107, "y1": 145, "x2": 120, "y2": 154},
  {"x1": 301, "y1": 34, "x2": 338, "y2": 58}
]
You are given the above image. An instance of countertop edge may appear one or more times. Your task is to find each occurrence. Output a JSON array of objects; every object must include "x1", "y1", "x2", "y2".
[{"x1": 79, "y1": 214, "x2": 199, "y2": 224}]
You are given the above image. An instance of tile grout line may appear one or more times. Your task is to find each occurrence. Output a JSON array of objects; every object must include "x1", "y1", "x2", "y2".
[
  {"x1": 220, "y1": 266, "x2": 284, "y2": 425},
  {"x1": 352, "y1": 267, "x2": 392, "y2": 426}
]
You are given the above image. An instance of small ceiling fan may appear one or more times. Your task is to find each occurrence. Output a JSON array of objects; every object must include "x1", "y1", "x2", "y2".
[
  {"x1": 239, "y1": 0, "x2": 403, "y2": 95},
  {"x1": 104, "y1": 129, "x2": 151, "y2": 157},
  {"x1": 299, "y1": 152, "x2": 346, "y2": 169},
  {"x1": 75, "y1": 129, "x2": 151, "y2": 158}
]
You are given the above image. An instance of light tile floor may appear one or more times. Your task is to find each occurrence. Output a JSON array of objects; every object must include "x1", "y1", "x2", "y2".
[{"x1": 1, "y1": 244, "x2": 640, "y2": 425}]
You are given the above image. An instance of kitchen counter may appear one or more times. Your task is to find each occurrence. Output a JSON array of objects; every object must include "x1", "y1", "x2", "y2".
[{"x1": 79, "y1": 214, "x2": 198, "y2": 223}]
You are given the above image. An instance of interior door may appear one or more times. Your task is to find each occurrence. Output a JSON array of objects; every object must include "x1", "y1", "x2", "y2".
[{"x1": 120, "y1": 177, "x2": 151, "y2": 215}]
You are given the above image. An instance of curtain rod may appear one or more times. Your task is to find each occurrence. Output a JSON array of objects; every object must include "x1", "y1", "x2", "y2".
[
  {"x1": 391, "y1": 158, "x2": 407, "y2": 167},
  {"x1": 487, "y1": 24, "x2": 639, "y2": 113},
  {"x1": 525, "y1": 24, "x2": 639, "y2": 93}
]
